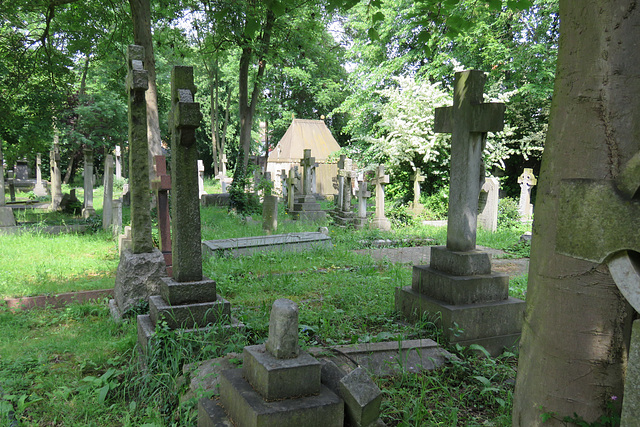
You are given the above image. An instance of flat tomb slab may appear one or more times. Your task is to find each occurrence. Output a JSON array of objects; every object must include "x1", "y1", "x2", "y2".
[
  {"x1": 243, "y1": 344, "x2": 321, "y2": 401},
  {"x1": 202, "y1": 232, "x2": 331, "y2": 258},
  {"x1": 218, "y1": 368, "x2": 344, "y2": 427}
]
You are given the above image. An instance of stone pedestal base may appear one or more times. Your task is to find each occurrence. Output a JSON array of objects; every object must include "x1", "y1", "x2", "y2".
[
  {"x1": 82, "y1": 207, "x2": 95, "y2": 219},
  {"x1": 0, "y1": 206, "x2": 16, "y2": 227},
  {"x1": 289, "y1": 195, "x2": 327, "y2": 221},
  {"x1": 333, "y1": 210, "x2": 355, "y2": 227},
  {"x1": 370, "y1": 217, "x2": 391, "y2": 231}
]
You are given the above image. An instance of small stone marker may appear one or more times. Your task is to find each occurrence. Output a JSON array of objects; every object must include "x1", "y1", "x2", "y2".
[
  {"x1": 478, "y1": 176, "x2": 500, "y2": 232},
  {"x1": 127, "y1": 44, "x2": 154, "y2": 254},
  {"x1": 300, "y1": 149, "x2": 315, "y2": 196},
  {"x1": 197, "y1": 159, "x2": 206, "y2": 198},
  {"x1": 152, "y1": 155, "x2": 172, "y2": 275},
  {"x1": 33, "y1": 153, "x2": 47, "y2": 197},
  {"x1": 102, "y1": 155, "x2": 114, "y2": 230},
  {"x1": 266, "y1": 298, "x2": 300, "y2": 359},
  {"x1": 169, "y1": 65, "x2": 203, "y2": 283},
  {"x1": 339, "y1": 367, "x2": 383, "y2": 427},
  {"x1": 517, "y1": 168, "x2": 537, "y2": 221},
  {"x1": 370, "y1": 164, "x2": 391, "y2": 231},
  {"x1": 114, "y1": 145, "x2": 122, "y2": 179},
  {"x1": 0, "y1": 141, "x2": 5, "y2": 206},
  {"x1": 409, "y1": 168, "x2": 425, "y2": 214},
  {"x1": 50, "y1": 142, "x2": 62, "y2": 210},
  {"x1": 262, "y1": 194, "x2": 278, "y2": 233},
  {"x1": 434, "y1": 69, "x2": 506, "y2": 252},
  {"x1": 82, "y1": 148, "x2": 95, "y2": 219},
  {"x1": 112, "y1": 198, "x2": 122, "y2": 236}
]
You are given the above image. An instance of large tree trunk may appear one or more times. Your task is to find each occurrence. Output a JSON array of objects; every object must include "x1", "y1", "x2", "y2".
[
  {"x1": 129, "y1": 0, "x2": 162, "y2": 183},
  {"x1": 512, "y1": 1, "x2": 638, "y2": 424}
]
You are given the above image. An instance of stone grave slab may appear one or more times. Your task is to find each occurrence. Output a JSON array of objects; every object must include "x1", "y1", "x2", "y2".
[{"x1": 202, "y1": 232, "x2": 331, "y2": 258}]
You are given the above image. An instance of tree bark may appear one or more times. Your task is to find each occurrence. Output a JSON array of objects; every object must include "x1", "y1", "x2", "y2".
[
  {"x1": 129, "y1": 0, "x2": 162, "y2": 183},
  {"x1": 512, "y1": 1, "x2": 638, "y2": 424}
]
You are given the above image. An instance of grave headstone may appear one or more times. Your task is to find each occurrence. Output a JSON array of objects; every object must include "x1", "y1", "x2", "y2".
[
  {"x1": 279, "y1": 169, "x2": 288, "y2": 199},
  {"x1": 335, "y1": 155, "x2": 346, "y2": 212},
  {"x1": 200, "y1": 298, "x2": 344, "y2": 426},
  {"x1": 14, "y1": 159, "x2": 28, "y2": 180},
  {"x1": 396, "y1": 70, "x2": 524, "y2": 356},
  {"x1": 82, "y1": 148, "x2": 95, "y2": 218},
  {"x1": 477, "y1": 176, "x2": 500, "y2": 232},
  {"x1": 517, "y1": 168, "x2": 537, "y2": 221},
  {"x1": 262, "y1": 194, "x2": 278, "y2": 233},
  {"x1": 0, "y1": 141, "x2": 5, "y2": 206},
  {"x1": 33, "y1": 153, "x2": 47, "y2": 197},
  {"x1": 112, "y1": 198, "x2": 122, "y2": 236},
  {"x1": 102, "y1": 155, "x2": 114, "y2": 230},
  {"x1": 50, "y1": 143, "x2": 62, "y2": 210},
  {"x1": 333, "y1": 158, "x2": 356, "y2": 227},
  {"x1": 301, "y1": 149, "x2": 315, "y2": 196},
  {"x1": 286, "y1": 168, "x2": 296, "y2": 212},
  {"x1": 370, "y1": 164, "x2": 391, "y2": 231},
  {"x1": 409, "y1": 169, "x2": 425, "y2": 214},
  {"x1": 115, "y1": 145, "x2": 122, "y2": 179},
  {"x1": 353, "y1": 179, "x2": 371, "y2": 229},
  {"x1": 197, "y1": 159, "x2": 207, "y2": 199}
]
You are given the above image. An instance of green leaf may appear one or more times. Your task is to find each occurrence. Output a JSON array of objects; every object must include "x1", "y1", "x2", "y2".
[
  {"x1": 469, "y1": 343, "x2": 492, "y2": 358},
  {"x1": 487, "y1": 0, "x2": 502, "y2": 10},
  {"x1": 372, "y1": 11, "x2": 385, "y2": 23},
  {"x1": 473, "y1": 375, "x2": 492, "y2": 387},
  {"x1": 98, "y1": 384, "x2": 109, "y2": 404},
  {"x1": 244, "y1": 18, "x2": 261, "y2": 39},
  {"x1": 367, "y1": 27, "x2": 379, "y2": 41},
  {"x1": 507, "y1": 0, "x2": 532, "y2": 10}
]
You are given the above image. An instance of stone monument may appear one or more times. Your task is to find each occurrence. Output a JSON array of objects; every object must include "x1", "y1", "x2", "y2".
[
  {"x1": 33, "y1": 153, "x2": 48, "y2": 197},
  {"x1": 82, "y1": 148, "x2": 95, "y2": 218},
  {"x1": 409, "y1": 169, "x2": 425, "y2": 215},
  {"x1": 477, "y1": 176, "x2": 500, "y2": 232},
  {"x1": 115, "y1": 145, "x2": 122, "y2": 179},
  {"x1": 395, "y1": 70, "x2": 524, "y2": 356},
  {"x1": 517, "y1": 167, "x2": 537, "y2": 221},
  {"x1": 152, "y1": 155, "x2": 172, "y2": 276},
  {"x1": 370, "y1": 164, "x2": 391, "y2": 231},
  {"x1": 197, "y1": 159, "x2": 207, "y2": 199},
  {"x1": 288, "y1": 149, "x2": 326, "y2": 221},
  {"x1": 110, "y1": 45, "x2": 167, "y2": 320},
  {"x1": 102, "y1": 155, "x2": 114, "y2": 230},
  {"x1": 50, "y1": 142, "x2": 62, "y2": 211},
  {"x1": 353, "y1": 178, "x2": 371, "y2": 229}
]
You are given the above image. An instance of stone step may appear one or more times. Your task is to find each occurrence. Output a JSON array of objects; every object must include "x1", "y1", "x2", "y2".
[
  {"x1": 411, "y1": 265, "x2": 509, "y2": 305},
  {"x1": 149, "y1": 294, "x2": 230, "y2": 330},
  {"x1": 160, "y1": 276, "x2": 217, "y2": 305},
  {"x1": 213, "y1": 368, "x2": 344, "y2": 427},
  {"x1": 395, "y1": 286, "x2": 525, "y2": 356},
  {"x1": 243, "y1": 344, "x2": 321, "y2": 401}
]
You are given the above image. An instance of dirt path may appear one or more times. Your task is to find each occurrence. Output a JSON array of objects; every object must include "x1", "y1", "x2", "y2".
[{"x1": 353, "y1": 245, "x2": 529, "y2": 277}]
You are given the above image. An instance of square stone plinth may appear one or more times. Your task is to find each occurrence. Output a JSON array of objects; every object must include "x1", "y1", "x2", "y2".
[
  {"x1": 412, "y1": 265, "x2": 509, "y2": 305},
  {"x1": 243, "y1": 344, "x2": 321, "y2": 401},
  {"x1": 216, "y1": 368, "x2": 343, "y2": 427},
  {"x1": 395, "y1": 286, "x2": 525, "y2": 356},
  {"x1": 160, "y1": 276, "x2": 217, "y2": 305},
  {"x1": 149, "y1": 294, "x2": 230, "y2": 330},
  {"x1": 430, "y1": 246, "x2": 492, "y2": 276}
]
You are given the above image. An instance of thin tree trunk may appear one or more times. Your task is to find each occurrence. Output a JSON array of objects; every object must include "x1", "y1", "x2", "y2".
[
  {"x1": 512, "y1": 1, "x2": 637, "y2": 424},
  {"x1": 211, "y1": 81, "x2": 219, "y2": 176},
  {"x1": 129, "y1": 0, "x2": 161, "y2": 184}
]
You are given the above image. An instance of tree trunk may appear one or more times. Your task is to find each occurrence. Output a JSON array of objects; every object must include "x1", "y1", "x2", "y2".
[
  {"x1": 129, "y1": 0, "x2": 162, "y2": 183},
  {"x1": 211, "y1": 81, "x2": 219, "y2": 176},
  {"x1": 512, "y1": 1, "x2": 638, "y2": 424}
]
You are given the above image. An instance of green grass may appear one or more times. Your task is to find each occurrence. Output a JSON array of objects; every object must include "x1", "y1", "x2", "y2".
[{"x1": 0, "y1": 202, "x2": 531, "y2": 426}]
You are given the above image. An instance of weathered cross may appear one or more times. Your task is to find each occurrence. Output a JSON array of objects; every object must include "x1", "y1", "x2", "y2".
[
  {"x1": 152, "y1": 155, "x2": 172, "y2": 276},
  {"x1": 411, "y1": 169, "x2": 426, "y2": 207},
  {"x1": 336, "y1": 154, "x2": 346, "y2": 211},
  {"x1": 434, "y1": 70, "x2": 505, "y2": 252},
  {"x1": 300, "y1": 149, "x2": 315, "y2": 196},
  {"x1": 517, "y1": 168, "x2": 537, "y2": 220},
  {"x1": 357, "y1": 179, "x2": 371, "y2": 219},
  {"x1": 114, "y1": 145, "x2": 122, "y2": 179},
  {"x1": 169, "y1": 65, "x2": 203, "y2": 282},
  {"x1": 370, "y1": 164, "x2": 390, "y2": 220},
  {"x1": 286, "y1": 169, "x2": 296, "y2": 211},
  {"x1": 127, "y1": 44, "x2": 154, "y2": 254}
]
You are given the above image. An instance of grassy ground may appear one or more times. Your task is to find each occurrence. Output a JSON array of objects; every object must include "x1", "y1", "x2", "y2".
[{"x1": 0, "y1": 195, "x2": 531, "y2": 426}]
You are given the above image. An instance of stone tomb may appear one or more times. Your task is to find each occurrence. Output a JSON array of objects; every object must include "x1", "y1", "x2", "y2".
[
  {"x1": 395, "y1": 70, "x2": 524, "y2": 356},
  {"x1": 199, "y1": 299, "x2": 344, "y2": 427},
  {"x1": 202, "y1": 232, "x2": 331, "y2": 258},
  {"x1": 288, "y1": 149, "x2": 327, "y2": 221}
]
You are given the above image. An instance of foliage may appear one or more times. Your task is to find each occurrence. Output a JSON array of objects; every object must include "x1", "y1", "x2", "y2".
[
  {"x1": 422, "y1": 186, "x2": 449, "y2": 220},
  {"x1": 498, "y1": 196, "x2": 522, "y2": 230}
]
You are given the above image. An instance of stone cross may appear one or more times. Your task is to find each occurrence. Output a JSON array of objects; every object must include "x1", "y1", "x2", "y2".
[
  {"x1": 220, "y1": 153, "x2": 227, "y2": 176},
  {"x1": 300, "y1": 149, "x2": 315, "y2": 196},
  {"x1": 370, "y1": 164, "x2": 391, "y2": 230},
  {"x1": 293, "y1": 166, "x2": 302, "y2": 196},
  {"x1": 286, "y1": 169, "x2": 296, "y2": 211},
  {"x1": 266, "y1": 298, "x2": 300, "y2": 359},
  {"x1": 477, "y1": 176, "x2": 500, "y2": 232},
  {"x1": 115, "y1": 145, "x2": 122, "y2": 179},
  {"x1": 357, "y1": 179, "x2": 371, "y2": 219},
  {"x1": 517, "y1": 168, "x2": 537, "y2": 220},
  {"x1": 152, "y1": 155, "x2": 172, "y2": 276},
  {"x1": 310, "y1": 161, "x2": 319, "y2": 195},
  {"x1": 411, "y1": 169, "x2": 425, "y2": 208},
  {"x1": 102, "y1": 155, "x2": 114, "y2": 230},
  {"x1": 169, "y1": 65, "x2": 203, "y2": 282},
  {"x1": 215, "y1": 171, "x2": 227, "y2": 193},
  {"x1": 0, "y1": 141, "x2": 5, "y2": 206},
  {"x1": 49, "y1": 142, "x2": 62, "y2": 210},
  {"x1": 33, "y1": 153, "x2": 47, "y2": 197},
  {"x1": 434, "y1": 70, "x2": 505, "y2": 252},
  {"x1": 279, "y1": 169, "x2": 288, "y2": 199},
  {"x1": 198, "y1": 159, "x2": 207, "y2": 198},
  {"x1": 82, "y1": 148, "x2": 95, "y2": 218},
  {"x1": 127, "y1": 44, "x2": 154, "y2": 253},
  {"x1": 336, "y1": 155, "x2": 346, "y2": 211}
]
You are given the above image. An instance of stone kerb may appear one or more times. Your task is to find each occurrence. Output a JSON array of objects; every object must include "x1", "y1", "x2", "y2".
[{"x1": 395, "y1": 70, "x2": 524, "y2": 356}]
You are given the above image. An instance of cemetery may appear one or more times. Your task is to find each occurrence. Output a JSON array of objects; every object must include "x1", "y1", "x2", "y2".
[{"x1": 2, "y1": 1, "x2": 638, "y2": 427}]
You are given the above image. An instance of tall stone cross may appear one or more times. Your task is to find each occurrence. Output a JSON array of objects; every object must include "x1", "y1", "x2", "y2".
[
  {"x1": 169, "y1": 65, "x2": 203, "y2": 283},
  {"x1": 411, "y1": 169, "x2": 425, "y2": 207},
  {"x1": 370, "y1": 164, "x2": 391, "y2": 230},
  {"x1": 102, "y1": 154, "x2": 114, "y2": 230},
  {"x1": 127, "y1": 44, "x2": 154, "y2": 254},
  {"x1": 286, "y1": 169, "x2": 296, "y2": 211},
  {"x1": 300, "y1": 149, "x2": 315, "y2": 196},
  {"x1": 152, "y1": 155, "x2": 173, "y2": 276},
  {"x1": 220, "y1": 153, "x2": 227, "y2": 176},
  {"x1": 33, "y1": 153, "x2": 47, "y2": 197},
  {"x1": 434, "y1": 70, "x2": 505, "y2": 252},
  {"x1": 517, "y1": 168, "x2": 537, "y2": 220},
  {"x1": 357, "y1": 179, "x2": 371, "y2": 219},
  {"x1": 82, "y1": 148, "x2": 95, "y2": 218},
  {"x1": 336, "y1": 155, "x2": 346, "y2": 211},
  {"x1": 114, "y1": 145, "x2": 122, "y2": 179}
]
